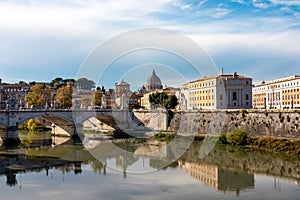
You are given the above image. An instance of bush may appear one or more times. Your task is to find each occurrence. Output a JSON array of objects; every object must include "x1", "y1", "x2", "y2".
[
  {"x1": 218, "y1": 130, "x2": 250, "y2": 145},
  {"x1": 218, "y1": 134, "x2": 227, "y2": 144},
  {"x1": 226, "y1": 130, "x2": 249, "y2": 145}
]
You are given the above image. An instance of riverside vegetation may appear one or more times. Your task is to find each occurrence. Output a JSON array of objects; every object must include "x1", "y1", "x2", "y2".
[
  {"x1": 152, "y1": 130, "x2": 300, "y2": 156},
  {"x1": 218, "y1": 130, "x2": 300, "y2": 156}
]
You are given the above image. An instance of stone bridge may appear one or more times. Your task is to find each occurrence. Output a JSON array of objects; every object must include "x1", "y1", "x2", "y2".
[{"x1": 0, "y1": 109, "x2": 147, "y2": 142}]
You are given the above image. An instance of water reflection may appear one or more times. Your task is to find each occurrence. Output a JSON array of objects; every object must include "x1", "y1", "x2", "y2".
[
  {"x1": 178, "y1": 161, "x2": 254, "y2": 196},
  {"x1": 0, "y1": 132, "x2": 299, "y2": 199}
]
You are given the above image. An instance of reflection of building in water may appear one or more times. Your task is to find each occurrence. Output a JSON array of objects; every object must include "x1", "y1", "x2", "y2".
[{"x1": 179, "y1": 161, "x2": 254, "y2": 195}]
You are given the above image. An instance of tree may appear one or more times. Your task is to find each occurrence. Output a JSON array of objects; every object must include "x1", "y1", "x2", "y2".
[
  {"x1": 25, "y1": 84, "x2": 45, "y2": 107},
  {"x1": 75, "y1": 78, "x2": 95, "y2": 90},
  {"x1": 50, "y1": 77, "x2": 63, "y2": 89},
  {"x1": 149, "y1": 92, "x2": 178, "y2": 109},
  {"x1": 94, "y1": 90, "x2": 103, "y2": 106},
  {"x1": 165, "y1": 95, "x2": 178, "y2": 109},
  {"x1": 56, "y1": 86, "x2": 73, "y2": 109}
]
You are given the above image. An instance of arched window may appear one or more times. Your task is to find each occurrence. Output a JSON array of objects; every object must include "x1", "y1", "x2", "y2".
[{"x1": 233, "y1": 92, "x2": 237, "y2": 101}]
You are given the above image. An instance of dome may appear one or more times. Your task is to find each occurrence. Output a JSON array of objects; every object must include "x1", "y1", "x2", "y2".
[{"x1": 146, "y1": 70, "x2": 163, "y2": 91}]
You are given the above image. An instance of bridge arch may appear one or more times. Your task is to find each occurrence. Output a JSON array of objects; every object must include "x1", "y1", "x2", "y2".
[{"x1": 17, "y1": 112, "x2": 75, "y2": 136}]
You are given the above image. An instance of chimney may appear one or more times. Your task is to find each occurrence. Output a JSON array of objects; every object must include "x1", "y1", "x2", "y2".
[{"x1": 221, "y1": 68, "x2": 224, "y2": 75}]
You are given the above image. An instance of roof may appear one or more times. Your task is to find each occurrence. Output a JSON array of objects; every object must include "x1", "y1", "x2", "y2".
[
  {"x1": 185, "y1": 73, "x2": 252, "y2": 85},
  {"x1": 116, "y1": 79, "x2": 130, "y2": 86},
  {"x1": 147, "y1": 70, "x2": 162, "y2": 86},
  {"x1": 254, "y1": 75, "x2": 300, "y2": 87}
]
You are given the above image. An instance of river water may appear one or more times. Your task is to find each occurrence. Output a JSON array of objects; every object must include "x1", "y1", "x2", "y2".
[{"x1": 0, "y1": 131, "x2": 299, "y2": 200}]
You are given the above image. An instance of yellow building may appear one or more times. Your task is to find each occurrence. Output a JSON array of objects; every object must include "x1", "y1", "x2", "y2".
[
  {"x1": 253, "y1": 75, "x2": 300, "y2": 109},
  {"x1": 180, "y1": 72, "x2": 252, "y2": 110}
]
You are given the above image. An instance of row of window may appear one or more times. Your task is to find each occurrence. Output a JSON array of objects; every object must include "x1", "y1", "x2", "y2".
[
  {"x1": 1, "y1": 88, "x2": 29, "y2": 92},
  {"x1": 283, "y1": 88, "x2": 300, "y2": 93},
  {"x1": 282, "y1": 94, "x2": 300, "y2": 100},
  {"x1": 189, "y1": 89, "x2": 214, "y2": 95},
  {"x1": 189, "y1": 81, "x2": 216, "y2": 89},
  {"x1": 190, "y1": 95, "x2": 214, "y2": 101},
  {"x1": 190, "y1": 102, "x2": 215, "y2": 107}
]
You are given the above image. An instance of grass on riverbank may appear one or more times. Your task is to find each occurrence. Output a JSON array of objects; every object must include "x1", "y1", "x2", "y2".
[
  {"x1": 152, "y1": 132, "x2": 176, "y2": 141},
  {"x1": 218, "y1": 130, "x2": 300, "y2": 156}
]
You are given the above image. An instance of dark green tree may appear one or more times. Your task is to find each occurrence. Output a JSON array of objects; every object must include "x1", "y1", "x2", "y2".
[
  {"x1": 75, "y1": 78, "x2": 96, "y2": 90},
  {"x1": 149, "y1": 92, "x2": 178, "y2": 109},
  {"x1": 165, "y1": 95, "x2": 179, "y2": 109}
]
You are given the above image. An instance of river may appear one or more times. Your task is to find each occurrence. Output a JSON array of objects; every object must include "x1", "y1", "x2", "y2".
[{"x1": 0, "y1": 131, "x2": 299, "y2": 200}]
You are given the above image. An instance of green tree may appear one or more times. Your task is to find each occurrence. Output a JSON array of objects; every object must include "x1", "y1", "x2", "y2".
[
  {"x1": 149, "y1": 92, "x2": 178, "y2": 109},
  {"x1": 50, "y1": 77, "x2": 63, "y2": 89},
  {"x1": 165, "y1": 95, "x2": 178, "y2": 109},
  {"x1": 25, "y1": 84, "x2": 45, "y2": 107},
  {"x1": 75, "y1": 78, "x2": 95, "y2": 90},
  {"x1": 149, "y1": 92, "x2": 161, "y2": 106},
  {"x1": 56, "y1": 86, "x2": 73, "y2": 109}
]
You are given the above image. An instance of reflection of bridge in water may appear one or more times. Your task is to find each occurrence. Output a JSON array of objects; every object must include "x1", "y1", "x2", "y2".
[{"x1": 1, "y1": 137, "x2": 300, "y2": 190}]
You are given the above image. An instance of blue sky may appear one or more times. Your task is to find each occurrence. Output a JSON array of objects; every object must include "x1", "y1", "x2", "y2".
[{"x1": 0, "y1": 0, "x2": 299, "y2": 88}]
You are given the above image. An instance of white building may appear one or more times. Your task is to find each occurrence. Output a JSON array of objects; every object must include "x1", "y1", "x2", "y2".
[
  {"x1": 180, "y1": 72, "x2": 252, "y2": 110},
  {"x1": 253, "y1": 75, "x2": 300, "y2": 109}
]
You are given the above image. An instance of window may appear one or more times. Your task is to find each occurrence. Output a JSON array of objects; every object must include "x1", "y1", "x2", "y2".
[
  {"x1": 220, "y1": 94, "x2": 223, "y2": 100},
  {"x1": 246, "y1": 94, "x2": 249, "y2": 100},
  {"x1": 233, "y1": 92, "x2": 237, "y2": 101}
]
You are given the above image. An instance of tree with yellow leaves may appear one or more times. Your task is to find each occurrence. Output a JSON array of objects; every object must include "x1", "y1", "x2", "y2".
[
  {"x1": 56, "y1": 85, "x2": 73, "y2": 109},
  {"x1": 25, "y1": 84, "x2": 45, "y2": 107}
]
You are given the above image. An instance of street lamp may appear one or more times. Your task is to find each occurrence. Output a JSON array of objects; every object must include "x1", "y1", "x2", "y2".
[{"x1": 51, "y1": 123, "x2": 56, "y2": 146}]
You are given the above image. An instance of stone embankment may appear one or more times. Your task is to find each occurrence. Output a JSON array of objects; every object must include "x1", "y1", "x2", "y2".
[{"x1": 134, "y1": 109, "x2": 300, "y2": 138}]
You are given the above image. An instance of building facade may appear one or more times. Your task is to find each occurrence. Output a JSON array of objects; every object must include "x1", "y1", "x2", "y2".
[
  {"x1": 253, "y1": 75, "x2": 300, "y2": 109},
  {"x1": 0, "y1": 80, "x2": 30, "y2": 110},
  {"x1": 180, "y1": 72, "x2": 252, "y2": 110}
]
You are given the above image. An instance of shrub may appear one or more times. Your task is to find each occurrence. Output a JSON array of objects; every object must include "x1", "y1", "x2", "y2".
[
  {"x1": 225, "y1": 130, "x2": 249, "y2": 146},
  {"x1": 218, "y1": 133, "x2": 227, "y2": 144}
]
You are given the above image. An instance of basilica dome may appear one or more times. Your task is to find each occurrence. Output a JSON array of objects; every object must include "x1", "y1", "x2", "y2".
[{"x1": 146, "y1": 70, "x2": 163, "y2": 91}]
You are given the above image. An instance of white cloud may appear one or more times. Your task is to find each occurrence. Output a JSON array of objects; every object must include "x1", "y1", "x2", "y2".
[
  {"x1": 231, "y1": 0, "x2": 245, "y2": 4},
  {"x1": 212, "y1": 7, "x2": 230, "y2": 18},
  {"x1": 0, "y1": 0, "x2": 174, "y2": 37},
  {"x1": 172, "y1": 2, "x2": 192, "y2": 10},
  {"x1": 270, "y1": 0, "x2": 300, "y2": 6},
  {"x1": 252, "y1": 0, "x2": 269, "y2": 9}
]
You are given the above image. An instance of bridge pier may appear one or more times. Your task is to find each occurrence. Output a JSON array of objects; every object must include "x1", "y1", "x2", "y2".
[{"x1": 3, "y1": 126, "x2": 20, "y2": 145}]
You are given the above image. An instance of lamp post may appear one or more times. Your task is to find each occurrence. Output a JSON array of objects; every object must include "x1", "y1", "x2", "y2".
[{"x1": 51, "y1": 123, "x2": 56, "y2": 146}]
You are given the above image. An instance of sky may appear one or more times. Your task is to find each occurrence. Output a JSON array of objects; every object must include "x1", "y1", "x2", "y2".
[{"x1": 0, "y1": 0, "x2": 299, "y2": 88}]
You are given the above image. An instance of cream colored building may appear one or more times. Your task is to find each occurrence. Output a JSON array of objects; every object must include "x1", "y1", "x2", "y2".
[
  {"x1": 180, "y1": 72, "x2": 252, "y2": 110},
  {"x1": 253, "y1": 75, "x2": 300, "y2": 109}
]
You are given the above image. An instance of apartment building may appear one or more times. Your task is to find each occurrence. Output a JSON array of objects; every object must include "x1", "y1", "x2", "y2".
[
  {"x1": 253, "y1": 75, "x2": 300, "y2": 109},
  {"x1": 180, "y1": 72, "x2": 252, "y2": 110}
]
